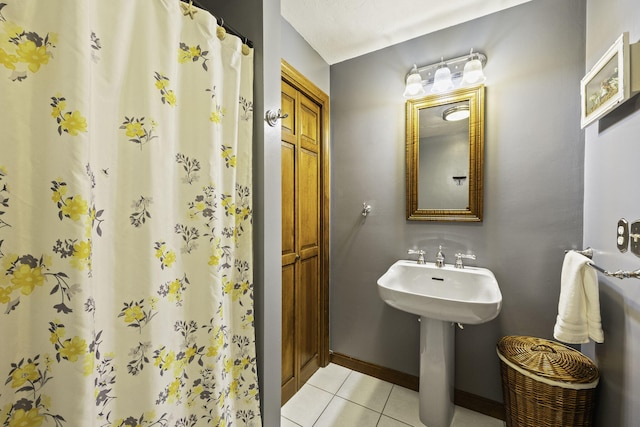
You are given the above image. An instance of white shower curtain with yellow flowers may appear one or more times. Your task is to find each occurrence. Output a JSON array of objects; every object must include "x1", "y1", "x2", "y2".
[{"x1": 0, "y1": 0, "x2": 260, "y2": 426}]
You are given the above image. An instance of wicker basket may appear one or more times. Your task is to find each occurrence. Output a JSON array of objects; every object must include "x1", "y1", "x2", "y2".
[{"x1": 497, "y1": 336, "x2": 599, "y2": 427}]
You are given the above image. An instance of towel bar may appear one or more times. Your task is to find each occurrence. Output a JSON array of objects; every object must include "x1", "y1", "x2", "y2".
[
  {"x1": 566, "y1": 248, "x2": 640, "y2": 280},
  {"x1": 587, "y1": 263, "x2": 640, "y2": 279}
]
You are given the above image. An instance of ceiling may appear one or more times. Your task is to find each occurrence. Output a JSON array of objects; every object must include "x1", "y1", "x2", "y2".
[{"x1": 281, "y1": 0, "x2": 532, "y2": 65}]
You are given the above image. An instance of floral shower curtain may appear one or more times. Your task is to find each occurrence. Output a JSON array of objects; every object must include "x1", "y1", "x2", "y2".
[{"x1": 0, "y1": 1, "x2": 260, "y2": 426}]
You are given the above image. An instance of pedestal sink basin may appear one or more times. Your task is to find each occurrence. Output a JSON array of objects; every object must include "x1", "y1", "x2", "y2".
[
  {"x1": 377, "y1": 260, "x2": 502, "y2": 427},
  {"x1": 377, "y1": 260, "x2": 502, "y2": 324}
]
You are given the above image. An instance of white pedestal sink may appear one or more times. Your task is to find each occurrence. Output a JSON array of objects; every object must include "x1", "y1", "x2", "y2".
[{"x1": 377, "y1": 260, "x2": 502, "y2": 427}]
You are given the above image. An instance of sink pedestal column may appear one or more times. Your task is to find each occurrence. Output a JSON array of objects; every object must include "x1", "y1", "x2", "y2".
[{"x1": 419, "y1": 317, "x2": 455, "y2": 427}]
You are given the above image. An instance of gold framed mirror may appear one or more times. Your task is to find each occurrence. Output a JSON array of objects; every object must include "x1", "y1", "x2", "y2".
[{"x1": 406, "y1": 85, "x2": 485, "y2": 221}]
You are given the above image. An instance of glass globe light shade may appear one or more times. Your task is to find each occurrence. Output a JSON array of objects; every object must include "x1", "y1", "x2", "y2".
[
  {"x1": 431, "y1": 65, "x2": 454, "y2": 93},
  {"x1": 460, "y1": 58, "x2": 486, "y2": 86},
  {"x1": 403, "y1": 66, "x2": 425, "y2": 98}
]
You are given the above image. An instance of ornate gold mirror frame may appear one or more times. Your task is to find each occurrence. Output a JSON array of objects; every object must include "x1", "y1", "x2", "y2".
[{"x1": 406, "y1": 85, "x2": 485, "y2": 221}]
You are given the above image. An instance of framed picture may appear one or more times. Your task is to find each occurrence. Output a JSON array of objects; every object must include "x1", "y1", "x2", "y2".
[{"x1": 580, "y1": 33, "x2": 635, "y2": 129}]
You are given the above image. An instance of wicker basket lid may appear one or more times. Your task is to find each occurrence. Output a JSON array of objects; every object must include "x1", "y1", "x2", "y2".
[{"x1": 497, "y1": 335, "x2": 599, "y2": 384}]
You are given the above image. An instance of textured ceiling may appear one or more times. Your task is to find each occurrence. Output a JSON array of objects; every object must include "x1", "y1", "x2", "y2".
[{"x1": 281, "y1": 0, "x2": 532, "y2": 65}]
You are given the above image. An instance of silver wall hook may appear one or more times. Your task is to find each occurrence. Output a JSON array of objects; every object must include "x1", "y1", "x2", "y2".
[{"x1": 265, "y1": 109, "x2": 288, "y2": 126}]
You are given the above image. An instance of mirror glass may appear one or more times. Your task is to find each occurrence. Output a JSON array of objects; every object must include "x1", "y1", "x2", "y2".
[{"x1": 406, "y1": 85, "x2": 485, "y2": 221}]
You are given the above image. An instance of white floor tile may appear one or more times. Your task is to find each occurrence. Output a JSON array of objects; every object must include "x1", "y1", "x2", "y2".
[
  {"x1": 308, "y1": 363, "x2": 352, "y2": 394},
  {"x1": 382, "y1": 385, "x2": 425, "y2": 427},
  {"x1": 281, "y1": 416, "x2": 302, "y2": 427},
  {"x1": 451, "y1": 406, "x2": 505, "y2": 427},
  {"x1": 282, "y1": 365, "x2": 504, "y2": 427},
  {"x1": 377, "y1": 415, "x2": 413, "y2": 427},
  {"x1": 281, "y1": 383, "x2": 334, "y2": 427},
  {"x1": 314, "y1": 396, "x2": 381, "y2": 427},
  {"x1": 336, "y1": 371, "x2": 393, "y2": 412}
]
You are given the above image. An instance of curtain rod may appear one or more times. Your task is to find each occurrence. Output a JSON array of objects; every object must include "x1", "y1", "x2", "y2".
[{"x1": 181, "y1": 0, "x2": 253, "y2": 49}]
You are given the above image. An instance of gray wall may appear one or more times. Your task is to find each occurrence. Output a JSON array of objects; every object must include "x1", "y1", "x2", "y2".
[
  {"x1": 330, "y1": 0, "x2": 586, "y2": 402},
  {"x1": 281, "y1": 17, "x2": 331, "y2": 95},
  {"x1": 204, "y1": 1, "x2": 283, "y2": 425},
  {"x1": 583, "y1": 0, "x2": 640, "y2": 425}
]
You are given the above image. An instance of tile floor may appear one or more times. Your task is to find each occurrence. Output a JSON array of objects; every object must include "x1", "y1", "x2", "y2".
[{"x1": 281, "y1": 363, "x2": 505, "y2": 427}]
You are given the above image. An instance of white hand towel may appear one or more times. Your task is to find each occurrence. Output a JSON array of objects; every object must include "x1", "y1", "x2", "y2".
[{"x1": 553, "y1": 251, "x2": 604, "y2": 344}]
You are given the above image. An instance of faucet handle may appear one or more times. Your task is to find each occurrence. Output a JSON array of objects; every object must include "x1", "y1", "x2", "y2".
[
  {"x1": 435, "y1": 245, "x2": 445, "y2": 267},
  {"x1": 408, "y1": 249, "x2": 426, "y2": 264},
  {"x1": 454, "y1": 253, "x2": 476, "y2": 268}
]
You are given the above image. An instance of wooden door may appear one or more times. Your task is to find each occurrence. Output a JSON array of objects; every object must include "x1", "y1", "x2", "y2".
[{"x1": 281, "y1": 66, "x2": 328, "y2": 405}]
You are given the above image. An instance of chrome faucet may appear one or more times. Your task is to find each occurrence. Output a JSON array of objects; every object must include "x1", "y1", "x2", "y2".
[
  {"x1": 408, "y1": 249, "x2": 426, "y2": 264},
  {"x1": 454, "y1": 253, "x2": 477, "y2": 268},
  {"x1": 435, "y1": 245, "x2": 445, "y2": 267}
]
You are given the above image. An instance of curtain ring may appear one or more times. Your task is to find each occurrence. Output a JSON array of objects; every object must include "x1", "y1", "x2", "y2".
[
  {"x1": 216, "y1": 26, "x2": 226, "y2": 41},
  {"x1": 216, "y1": 17, "x2": 226, "y2": 40}
]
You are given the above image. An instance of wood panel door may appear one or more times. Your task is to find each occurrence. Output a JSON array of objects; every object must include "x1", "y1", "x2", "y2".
[{"x1": 281, "y1": 62, "x2": 329, "y2": 405}]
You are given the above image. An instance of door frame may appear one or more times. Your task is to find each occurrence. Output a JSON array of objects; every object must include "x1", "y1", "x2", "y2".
[{"x1": 281, "y1": 59, "x2": 330, "y2": 368}]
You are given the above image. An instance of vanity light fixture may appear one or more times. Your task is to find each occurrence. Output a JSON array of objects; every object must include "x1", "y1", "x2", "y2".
[
  {"x1": 403, "y1": 49, "x2": 487, "y2": 98},
  {"x1": 442, "y1": 104, "x2": 470, "y2": 121}
]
